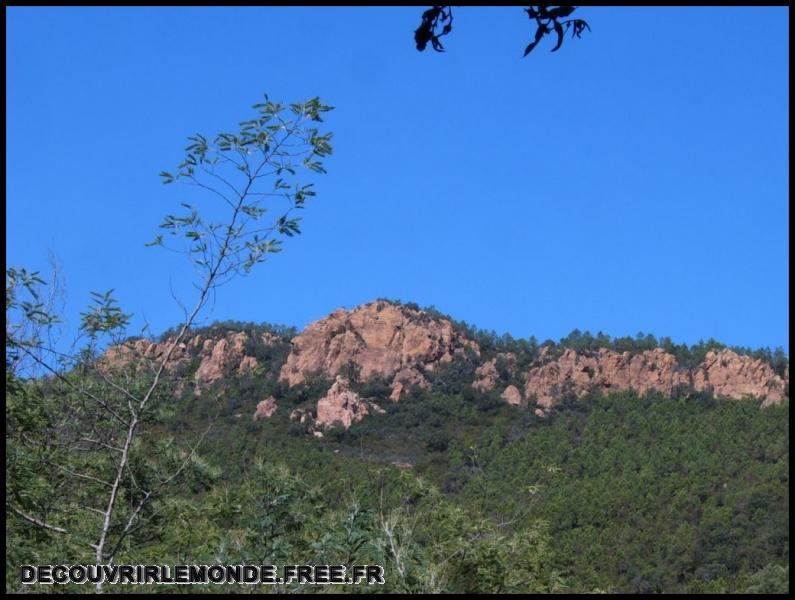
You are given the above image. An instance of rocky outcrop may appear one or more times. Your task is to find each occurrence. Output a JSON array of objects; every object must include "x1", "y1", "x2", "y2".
[
  {"x1": 103, "y1": 330, "x2": 280, "y2": 396},
  {"x1": 253, "y1": 396, "x2": 278, "y2": 421},
  {"x1": 520, "y1": 347, "x2": 786, "y2": 410},
  {"x1": 473, "y1": 353, "x2": 518, "y2": 392},
  {"x1": 102, "y1": 337, "x2": 195, "y2": 395},
  {"x1": 315, "y1": 376, "x2": 384, "y2": 429},
  {"x1": 192, "y1": 331, "x2": 279, "y2": 393},
  {"x1": 103, "y1": 337, "x2": 192, "y2": 373},
  {"x1": 104, "y1": 301, "x2": 787, "y2": 431},
  {"x1": 524, "y1": 348, "x2": 689, "y2": 408},
  {"x1": 501, "y1": 385, "x2": 523, "y2": 406},
  {"x1": 195, "y1": 332, "x2": 252, "y2": 390},
  {"x1": 238, "y1": 355, "x2": 258, "y2": 373},
  {"x1": 693, "y1": 349, "x2": 786, "y2": 407},
  {"x1": 390, "y1": 368, "x2": 430, "y2": 401},
  {"x1": 280, "y1": 300, "x2": 478, "y2": 394},
  {"x1": 473, "y1": 358, "x2": 500, "y2": 392}
]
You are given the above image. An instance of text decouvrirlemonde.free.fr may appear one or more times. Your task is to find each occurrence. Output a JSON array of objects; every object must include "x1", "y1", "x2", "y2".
[{"x1": 21, "y1": 564, "x2": 386, "y2": 586}]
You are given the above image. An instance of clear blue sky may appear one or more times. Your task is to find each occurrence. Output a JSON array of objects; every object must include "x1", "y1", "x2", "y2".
[{"x1": 7, "y1": 7, "x2": 789, "y2": 352}]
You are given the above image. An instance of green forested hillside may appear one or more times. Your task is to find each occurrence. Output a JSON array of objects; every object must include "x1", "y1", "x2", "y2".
[
  {"x1": 8, "y1": 356, "x2": 788, "y2": 593},
  {"x1": 455, "y1": 392, "x2": 789, "y2": 593}
]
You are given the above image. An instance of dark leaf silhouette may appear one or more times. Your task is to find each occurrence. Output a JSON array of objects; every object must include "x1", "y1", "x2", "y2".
[
  {"x1": 414, "y1": 6, "x2": 454, "y2": 53},
  {"x1": 551, "y1": 21, "x2": 565, "y2": 52},
  {"x1": 422, "y1": 6, "x2": 438, "y2": 19},
  {"x1": 570, "y1": 19, "x2": 591, "y2": 39},
  {"x1": 547, "y1": 6, "x2": 576, "y2": 19},
  {"x1": 524, "y1": 5, "x2": 590, "y2": 56},
  {"x1": 524, "y1": 25, "x2": 547, "y2": 57},
  {"x1": 417, "y1": 6, "x2": 590, "y2": 58}
]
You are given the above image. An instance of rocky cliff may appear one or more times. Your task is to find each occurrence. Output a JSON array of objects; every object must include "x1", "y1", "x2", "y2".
[
  {"x1": 315, "y1": 376, "x2": 384, "y2": 429},
  {"x1": 104, "y1": 300, "x2": 788, "y2": 431},
  {"x1": 511, "y1": 347, "x2": 787, "y2": 410},
  {"x1": 274, "y1": 301, "x2": 786, "y2": 427},
  {"x1": 279, "y1": 300, "x2": 478, "y2": 400},
  {"x1": 103, "y1": 328, "x2": 282, "y2": 395}
]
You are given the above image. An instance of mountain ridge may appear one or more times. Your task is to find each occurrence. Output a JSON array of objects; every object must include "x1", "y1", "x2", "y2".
[{"x1": 104, "y1": 300, "x2": 789, "y2": 434}]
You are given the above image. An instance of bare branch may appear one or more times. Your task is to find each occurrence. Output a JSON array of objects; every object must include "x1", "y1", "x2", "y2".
[{"x1": 8, "y1": 504, "x2": 69, "y2": 534}]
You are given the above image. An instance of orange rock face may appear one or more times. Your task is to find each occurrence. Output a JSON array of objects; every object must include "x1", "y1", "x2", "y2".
[
  {"x1": 315, "y1": 376, "x2": 384, "y2": 429},
  {"x1": 103, "y1": 337, "x2": 192, "y2": 373},
  {"x1": 473, "y1": 358, "x2": 500, "y2": 392},
  {"x1": 473, "y1": 353, "x2": 517, "y2": 392},
  {"x1": 253, "y1": 396, "x2": 278, "y2": 421},
  {"x1": 390, "y1": 368, "x2": 430, "y2": 401},
  {"x1": 104, "y1": 302, "x2": 788, "y2": 431},
  {"x1": 101, "y1": 338, "x2": 194, "y2": 398},
  {"x1": 194, "y1": 332, "x2": 258, "y2": 392},
  {"x1": 280, "y1": 301, "x2": 478, "y2": 390},
  {"x1": 104, "y1": 330, "x2": 277, "y2": 396},
  {"x1": 693, "y1": 349, "x2": 786, "y2": 407},
  {"x1": 521, "y1": 347, "x2": 786, "y2": 409},
  {"x1": 501, "y1": 385, "x2": 523, "y2": 406}
]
